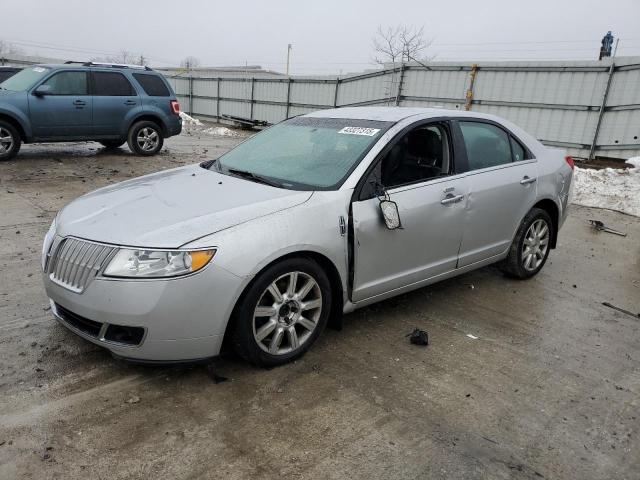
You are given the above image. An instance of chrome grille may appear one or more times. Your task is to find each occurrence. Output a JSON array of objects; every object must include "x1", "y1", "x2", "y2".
[{"x1": 48, "y1": 238, "x2": 116, "y2": 293}]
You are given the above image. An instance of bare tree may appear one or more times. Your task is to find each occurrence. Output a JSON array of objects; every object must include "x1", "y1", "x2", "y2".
[
  {"x1": 91, "y1": 50, "x2": 147, "y2": 66},
  {"x1": 181, "y1": 56, "x2": 200, "y2": 70},
  {"x1": 0, "y1": 39, "x2": 23, "y2": 56},
  {"x1": 372, "y1": 25, "x2": 433, "y2": 65}
]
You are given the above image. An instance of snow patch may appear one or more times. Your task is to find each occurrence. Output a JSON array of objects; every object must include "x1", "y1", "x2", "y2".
[
  {"x1": 571, "y1": 166, "x2": 640, "y2": 217},
  {"x1": 627, "y1": 156, "x2": 640, "y2": 168},
  {"x1": 200, "y1": 126, "x2": 242, "y2": 137},
  {"x1": 179, "y1": 112, "x2": 243, "y2": 137},
  {"x1": 179, "y1": 112, "x2": 202, "y2": 126}
]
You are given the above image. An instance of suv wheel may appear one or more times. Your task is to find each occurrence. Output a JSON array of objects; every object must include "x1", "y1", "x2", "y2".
[
  {"x1": 127, "y1": 121, "x2": 164, "y2": 156},
  {"x1": 231, "y1": 257, "x2": 332, "y2": 367},
  {"x1": 99, "y1": 140, "x2": 125, "y2": 150},
  {"x1": 0, "y1": 120, "x2": 21, "y2": 161},
  {"x1": 501, "y1": 208, "x2": 554, "y2": 279}
]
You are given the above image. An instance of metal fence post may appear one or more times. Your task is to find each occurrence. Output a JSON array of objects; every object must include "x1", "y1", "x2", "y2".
[
  {"x1": 188, "y1": 74, "x2": 193, "y2": 116},
  {"x1": 249, "y1": 77, "x2": 255, "y2": 120},
  {"x1": 333, "y1": 78, "x2": 340, "y2": 108},
  {"x1": 464, "y1": 64, "x2": 479, "y2": 111},
  {"x1": 589, "y1": 61, "x2": 616, "y2": 161},
  {"x1": 216, "y1": 78, "x2": 221, "y2": 120},
  {"x1": 285, "y1": 78, "x2": 292, "y2": 119},
  {"x1": 395, "y1": 64, "x2": 406, "y2": 106}
]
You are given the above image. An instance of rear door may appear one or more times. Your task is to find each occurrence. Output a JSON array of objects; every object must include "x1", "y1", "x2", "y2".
[
  {"x1": 29, "y1": 70, "x2": 92, "y2": 138},
  {"x1": 454, "y1": 120, "x2": 538, "y2": 267},
  {"x1": 91, "y1": 70, "x2": 140, "y2": 136}
]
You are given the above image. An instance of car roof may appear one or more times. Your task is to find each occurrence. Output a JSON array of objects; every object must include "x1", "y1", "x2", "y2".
[
  {"x1": 304, "y1": 106, "x2": 500, "y2": 123},
  {"x1": 32, "y1": 63, "x2": 155, "y2": 72}
]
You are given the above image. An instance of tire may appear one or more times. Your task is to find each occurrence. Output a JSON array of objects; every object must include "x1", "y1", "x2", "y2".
[
  {"x1": 231, "y1": 257, "x2": 332, "y2": 368},
  {"x1": 127, "y1": 121, "x2": 164, "y2": 156},
  {"x1": 99, "y1": 140, "x2": 125, "y2": 149},
  {"x1": 501, "y1": 208, "x2": 554, "y2": 279},
  {"x1": 0, "y1": 120, "x2": 21, "y2": 161}
]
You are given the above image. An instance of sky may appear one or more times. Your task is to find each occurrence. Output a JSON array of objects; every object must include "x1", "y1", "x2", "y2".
[{"x1": 1, "y1": 0, "x2": 639, "y2": 74}]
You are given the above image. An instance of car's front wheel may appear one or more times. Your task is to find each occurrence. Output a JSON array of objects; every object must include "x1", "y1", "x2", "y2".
[
  {"x1": 501, "y1": 207, "x2": 554, "y2": 279},
  {"x1": 231, "y1": 257, "x2": 332, "y2": 367},
  {"x1": 0, "y1": 120, "x2": 21, "y2": 161},
  {"x1": 127, "y1": 121, "x2": 164, "y2": 156}
]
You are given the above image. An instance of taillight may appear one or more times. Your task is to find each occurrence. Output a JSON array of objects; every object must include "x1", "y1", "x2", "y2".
[
  {"x1": 170, "y1": 100, "x2": 180, "y2": 115},
  {"x1": 565, "y1": 155, "x2": 575, "y2": 170}
]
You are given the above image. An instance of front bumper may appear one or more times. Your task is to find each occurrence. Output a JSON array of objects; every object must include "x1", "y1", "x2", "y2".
[{"x1": 43, "y1": 262, "x2": 245, "y2": 362}]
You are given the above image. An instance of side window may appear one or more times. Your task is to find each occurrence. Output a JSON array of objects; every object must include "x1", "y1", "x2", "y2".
[
  {"x1": 40, "y1": 71, "x2": 87, "y2": 95},
  {"x1": 132, "y1": 73, "x2": 170, "y2": 96},
  {"x1": 92, "y1": 72, "x2": 135, "y2": 96},
  {"x1": 459, "y1": 121, "x2": 512, "y2": 170},
  {"x1": 510, "y1": 136, "x2": 526, "y2": 162},
  {"x1": 379, "y1": 124, "x2": 450, "y2": 189}
]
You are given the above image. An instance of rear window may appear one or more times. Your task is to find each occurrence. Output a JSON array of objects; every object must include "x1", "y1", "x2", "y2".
[
  {"x1": 92, "y1": 72, "x2": 135, "y2": 96},
  {"x1": 133, "y1": 73, "x2": 170, "y2": 97}
]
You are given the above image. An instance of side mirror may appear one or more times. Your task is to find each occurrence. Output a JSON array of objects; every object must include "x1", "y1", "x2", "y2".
[
  {"x1": 379, "y1": 197, "x2": 402, "y2": 230},
  {"x1": 33, "y1": 85, "x2": 52, "y2": 96}
]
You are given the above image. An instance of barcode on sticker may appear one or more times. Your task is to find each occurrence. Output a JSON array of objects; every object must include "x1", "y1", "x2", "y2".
[{"x1": 338, "y1": 127, "x2": 380, "y2": 136}]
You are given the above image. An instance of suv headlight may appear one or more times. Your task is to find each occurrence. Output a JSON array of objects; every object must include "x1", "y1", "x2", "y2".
[{"x1": 103, "y1": 248, "x2": 215, "y2": 278}]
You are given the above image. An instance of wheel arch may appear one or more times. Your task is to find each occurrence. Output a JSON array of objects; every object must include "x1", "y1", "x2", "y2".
[
  {"x1": 221, "y1": 250, "x2": 345, "y2": 351},
  {"x1": 532, "y1": 198, "x2": 560, "y2": 248},
  {"x1": 128, "y1": 114, "x2": 168, "y2": 136},
  {"x1": 0, "y1": 113, "x2": 27, "y2": 142}
]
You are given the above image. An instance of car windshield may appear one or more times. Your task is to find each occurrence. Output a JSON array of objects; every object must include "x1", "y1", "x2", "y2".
[
  {"x1": 211, "y1": 117, "x2": 393, "y2": 190},
  {"x1": 0, "y1": 66, "x2": 51, "y2": 92}
]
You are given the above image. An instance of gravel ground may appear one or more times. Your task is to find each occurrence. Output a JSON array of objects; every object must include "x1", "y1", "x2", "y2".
[{"x1": 1, "y1": 132, "x2": 639, "y2": 480}]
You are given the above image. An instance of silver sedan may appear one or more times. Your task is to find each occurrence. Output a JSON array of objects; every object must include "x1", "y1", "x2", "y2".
[{"x1": 42, "y1": 107, "x2": 574, "y2": 366}]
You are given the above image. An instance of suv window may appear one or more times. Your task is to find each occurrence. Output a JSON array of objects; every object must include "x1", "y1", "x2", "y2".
[
  {"x1": 92, "y1": 71, "x2": 135, "y2": 96},
  {"x1": 40, "y1": 71, "x2": 88, "y2": 95},
  {"x1": 459, "y1": 121, "x2": 512, "y2": 170},
  {"x1": 379, "y1": 123, "x2": 450, "y2": 189},
  {"x1": 133, "y1": 73, "x2": 170, "y2": 96}
]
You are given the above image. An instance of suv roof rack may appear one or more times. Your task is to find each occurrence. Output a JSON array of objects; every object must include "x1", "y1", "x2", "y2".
[{"x1": 64, "y1": 61, "x2": 153, "y2": 71}]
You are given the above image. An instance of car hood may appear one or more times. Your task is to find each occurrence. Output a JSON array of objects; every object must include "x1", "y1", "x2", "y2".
[{"x1": 57, "y1": 164, "x2": 313, "y2": 248}]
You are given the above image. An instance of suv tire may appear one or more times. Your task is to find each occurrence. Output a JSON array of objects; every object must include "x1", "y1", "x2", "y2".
[
  {"x1": 501, "y1": 208, "x2": 554, "y2": 279},
  {"x1": 127, "y1": 121, "x2": 164, "y2": 156},
  {"x1": 99, "y1": 140, "x2": 125, "y2": 149},
  {"x1": 0, "y1": 120, "x2": 21, "y2": 161},
  {"x1": 231, "y1": 257, "x2": 332, "y2": 368}
]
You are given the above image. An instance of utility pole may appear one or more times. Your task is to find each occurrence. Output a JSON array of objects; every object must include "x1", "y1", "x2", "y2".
[{"x1": 286, "y1": 44, "x2": 292, "y2": 76}]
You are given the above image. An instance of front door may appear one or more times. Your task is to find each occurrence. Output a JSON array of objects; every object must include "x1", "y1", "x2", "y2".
[
  {"x1": 351, "y1": 122, "x2": 467, "y2": 302},
  {"x1": 29, "y1": 70, "x2": 92, "y2": 138},
  {"x1": 455, "y1": 120, "x2": 538, "y2": 267}
]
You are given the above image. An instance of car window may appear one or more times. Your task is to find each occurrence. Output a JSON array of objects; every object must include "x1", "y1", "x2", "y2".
[
  {"x1": 510, "y1": 136, "x2": 526, "y2": 162},
  {"x1": 460, "y1": 121, "x2": 512, "y2": 170},
  {"x1": 0, "y1": 66, "x2": 50, "y2": 92},
  {"x1": 40, "y1": 71, "x2": 88, "y2": 95},
  {"x1": 214, "y1": 117, "x2": 392, "y2": 190},
  {"x1": 92, "y1": 72, "x2": 135, "y2": 96},
  {"x1": 379, "y1": 123, "x2": 450, "y2": 189},
  {"x1": 133, "y1": 73, "x2": 170, "y2": 96}
]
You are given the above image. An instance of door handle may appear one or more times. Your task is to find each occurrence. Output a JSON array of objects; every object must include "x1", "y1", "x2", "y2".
[
  {"x1": 73, "y1": 100, "x2": 86, "y2": 106},
  {"x1": 441, "y1": 194, "x2": 464, "y2": 205},
  {"x1": 124, "y1": 100, "x2": 137, "y2": 105},
  {"x1": 520, "y1": 176, "x2": 537, "y2": 185}
]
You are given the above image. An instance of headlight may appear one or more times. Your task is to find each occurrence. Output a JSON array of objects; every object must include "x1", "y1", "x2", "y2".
[{"x1": 103, "y1": 248, "x2": 215, "y2": 278}]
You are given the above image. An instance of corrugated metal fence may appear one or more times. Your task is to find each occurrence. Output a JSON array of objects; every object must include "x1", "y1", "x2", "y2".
[{"x1": 167, "y1": 58, "x2": 640, "y2": 160}]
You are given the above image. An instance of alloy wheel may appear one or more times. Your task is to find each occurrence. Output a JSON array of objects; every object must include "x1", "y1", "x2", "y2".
[
  {"x1": 252, "y1": 271, "x2": 322, "y2": 355},
  {"x1": 0, "y1": 127, "x2": 14, "y2": 154},
  {"x1": 136, "y1": 127, "x2": 159, "y2": 152},
  {"x1": 522, "y1": 219, "x2": 549, "y2": 271}
]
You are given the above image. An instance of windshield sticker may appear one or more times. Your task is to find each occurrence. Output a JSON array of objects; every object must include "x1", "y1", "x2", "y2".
[
  {"x1": 32, "y1": 67, "x2": 46, "y2": 73},
  {"x1": 338, "y1": 127, "x2": 381, "y2": 136}
]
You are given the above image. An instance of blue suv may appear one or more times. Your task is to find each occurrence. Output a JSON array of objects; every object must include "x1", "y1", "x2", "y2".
[{"x1": 0, "y1": 62, "x2": 182, "y2": 160}]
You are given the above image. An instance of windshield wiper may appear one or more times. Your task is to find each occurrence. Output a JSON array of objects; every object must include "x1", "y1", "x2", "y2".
[{"x1": 227, "y1": 168, "x2": 281, "y2": 188}]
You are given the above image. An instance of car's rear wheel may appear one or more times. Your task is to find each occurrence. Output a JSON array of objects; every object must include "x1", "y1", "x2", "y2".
[
  {"x1": 127, "y1": 121, "x2": 163, "y2": 156},
  {"x1": 0, "y1": 121, "x2": 21, "y2": 161},
  {"x1": 99, "y1": 140, "x2": 125, "y2": 149},
  {"x1": 231, "y1": 257, "x2": 332, "y2": 367},
  {"x1": 501, "y1": 207, "x2": 553, "y2": 279}
]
